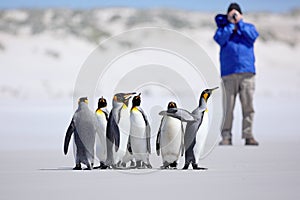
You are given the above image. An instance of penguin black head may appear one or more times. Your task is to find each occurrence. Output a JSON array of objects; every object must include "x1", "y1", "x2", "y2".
[
  {"x1": 78, "y1": 97, "x2": 88, "y2": 105},
  {"x1": 200, "y1": 87, "x2": 219, "y2": 103},
  {"x1": 98, "y1": 96, "x2": 107, "y2": 109},
  {"x1": 167, "y1": 101, "x2": 177, "y2": 109},
  {"x1": 132, "y1": 93, "x2": 141, "y2": 107},
  {"x1": 113, "y1": 92, "x2": 136, "y2": 107}
]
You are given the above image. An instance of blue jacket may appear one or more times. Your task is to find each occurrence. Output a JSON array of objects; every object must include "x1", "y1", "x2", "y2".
[{"x1": 213, "y1": 14, "x2": 259, "y2": 77}]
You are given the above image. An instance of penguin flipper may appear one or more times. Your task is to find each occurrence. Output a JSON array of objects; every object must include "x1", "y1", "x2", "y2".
[
  {"x1": 146, "y1": 125, "x2": 151, "y2": 154},
  {"x1": 138, "y1": 107, "x2": 151, "y2": 153},
  {"x1": 107, "y1": 112, "x2": 120, "y2": 152},
  {"x1": 159, "y1": 108, "x2": 196, "y2": 122},
  {"x1": 103, "y1": 108, "x2": 109, "y2": 121},
  {"x1": 127, "y1": 135, "x2": 133, "y2": 154},
  {"x1": 156, "y1": 132, "x2": 160, "y2": 156},
  {"x1": 156, "y1": 118, "x2": 163, "y2": 156},
  {"x1": 64, "y1": 119, "x2": 75, "y2": 155},
  {"x1": 180, "y1": 122, "x2": 185, "y2": 157}
]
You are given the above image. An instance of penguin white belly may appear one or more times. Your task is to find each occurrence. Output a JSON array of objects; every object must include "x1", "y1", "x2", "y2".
[
  {"x1": 160, "y1": 116, "x2": 182, "y2": 163},
  {"x1": 130, "y1": 110, "x2": 147, "y2": 161},
  {"x1": 95, "y1": 111, "x2": 107, "y2": 162},
  {"x1": 193, "y1": 112, "x2": 209, "y2": 163},
  {"x1": 114, "y1": 106, "x2": 131, "y2": 164}
]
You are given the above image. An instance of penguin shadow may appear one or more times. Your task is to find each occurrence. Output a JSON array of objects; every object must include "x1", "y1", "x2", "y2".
[
  {"x1": 38, "y1": 167, "x2": 75, "y2": 171},
  {"x1": 38, "y1": 167, "x2": 207, "y2": 172}
]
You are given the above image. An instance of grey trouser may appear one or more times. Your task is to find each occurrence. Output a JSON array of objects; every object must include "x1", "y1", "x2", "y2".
[{"x1": 221, "y1": 73, "x2": 255, "y2": 139}]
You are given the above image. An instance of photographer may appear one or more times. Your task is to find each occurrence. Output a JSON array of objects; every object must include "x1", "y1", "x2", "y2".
[{"x1": 214, "y1": 3, "x2": 259, "y2": 145}]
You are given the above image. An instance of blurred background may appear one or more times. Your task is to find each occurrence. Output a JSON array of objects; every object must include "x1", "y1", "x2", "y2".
[{"x1": 0, "y1": 0, "x2": 300, "y2": 150}]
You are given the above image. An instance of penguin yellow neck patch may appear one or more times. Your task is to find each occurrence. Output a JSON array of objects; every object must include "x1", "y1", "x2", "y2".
[
  {"x1": 96, "y1": 109, "x2": 103, "y2": 115},
  {"x1": 122, "y1": 104, "x2": 128, "y2": 109},
  {"x1": 132, "y1": 107, "x2": 139, "y2": 112}
]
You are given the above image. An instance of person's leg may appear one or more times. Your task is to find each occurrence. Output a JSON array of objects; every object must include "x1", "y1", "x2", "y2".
[
  {"x1": 239, "y1": 73, "x2": 258, "y2": 145},
  {"x1": 220, "y1": 74, "x2": 239, "y2": 144}
]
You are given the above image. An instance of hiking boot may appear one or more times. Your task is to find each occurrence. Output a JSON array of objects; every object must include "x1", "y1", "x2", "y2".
[
  {"x1": 245, "y1": 138, "x2": 259, "y2": 146},
  {"x1": 219, "y1": 138, "x2": 232, "y2": 145}
]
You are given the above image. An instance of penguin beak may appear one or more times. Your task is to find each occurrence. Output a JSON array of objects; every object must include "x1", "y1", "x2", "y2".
[
  {"x1": 209, "y1": 87, "x2": 219, "y2": 93},
  {"x1": 123, "y1": 92, "x2": 136, "y2": 100},
  {"x1": 209, "y1": 87, "x2": 219, "y2": 92},
  {"x1": 121, "y1": 92, "x2": 136, "y2": 107},
  {"x1": 202, "y1": 87, "x2": 218, "y2": 101}
]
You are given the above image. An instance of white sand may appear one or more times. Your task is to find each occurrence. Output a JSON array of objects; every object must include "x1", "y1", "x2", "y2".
[{"x1": 0, "y1": 141, "x2": 299, "y2": 200}]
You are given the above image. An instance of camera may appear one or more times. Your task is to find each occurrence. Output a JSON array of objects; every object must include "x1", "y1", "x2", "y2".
[{"x1": 232, "y1": 13, "x2": 237, "y2": 21}]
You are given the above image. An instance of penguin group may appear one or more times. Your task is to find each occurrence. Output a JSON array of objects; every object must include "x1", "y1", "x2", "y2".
[{"x1": 64, "y1": 87, "x2": 218, "y2": 170}]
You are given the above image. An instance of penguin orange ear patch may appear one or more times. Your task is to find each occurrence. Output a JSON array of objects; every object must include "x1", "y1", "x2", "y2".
[{"x1": 203, "y1": 93, "x2": 208, "y2": 100}]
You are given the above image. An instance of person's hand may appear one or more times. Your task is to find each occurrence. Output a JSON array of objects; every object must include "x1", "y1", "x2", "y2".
[{"x1": 227, "y1": 9, "x2": 243, "y2": 24}]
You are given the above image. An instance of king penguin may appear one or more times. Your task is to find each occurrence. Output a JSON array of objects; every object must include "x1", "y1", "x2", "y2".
[
  {"x1": 105, "y1": 92, "x2": 136, "y2": 168},
  {"x1": 128, "y1": 93, "x2": 152, "y2": 169},
  {"x1": 94, "y1": 96, "x2": 109, "y2": 169},
  {"x1": 183, "y1": 87, "x2": 218, "y2": 170},
  {"x1": 156, "y1": 102, "x2": 195, "y2": 169},
  {"x1": 64, "y1": 97, "x2": 97, "y2": 170}
]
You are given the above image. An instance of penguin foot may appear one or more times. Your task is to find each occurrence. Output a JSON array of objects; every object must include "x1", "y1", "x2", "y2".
[
  {"x1": 144, "y1": 163, "x2": 152, "y2": 169},
  {"x1": 94, "y1": 162, "x2": 109, "y2": 169},
  {"x1": 121, "y1": 162, "x2": 127, "y2": 168},
  {"x1": 106, "y1": 165, "x2": 113, "y2": 169},
  {"x1": 160, "y1": 161, "x2": 171, "y2": 169},
  {"x1": 182, "y1": 163, "x2": 190, "y2": 170},
  {"x1": 170, "y1": 161, "x2": 177, "y2": 169},
  {"x1": 136, "y1": 160, "x2": 144, "y2": 169},
  {"x1": 112, "y1": 161, "x2": 133, "y2": 169},
  {"x1": 100, "y1": 164, "x2": 109, "y2": 169},
  {"x1": 73, "y1": 164, "x2": 82, "y2": 170},
  {"x1": 111, "y1": 164, "x2": 118, "y2": 169},
  {"x1": 192, "y1": 163, "x2": 207, "y2": 170},
  {"x1": 85, "y1": 163, "x2": 93, "y2": 170},
  {"x1": 160, "y1": 165, "x2": 169, "y2": 169},
  {"x1": 115, "y1": 161, "x2": 122, "y2": 168},
  {"x1": 130, "y1": 160, "x2": 136, "y2": 168}
]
